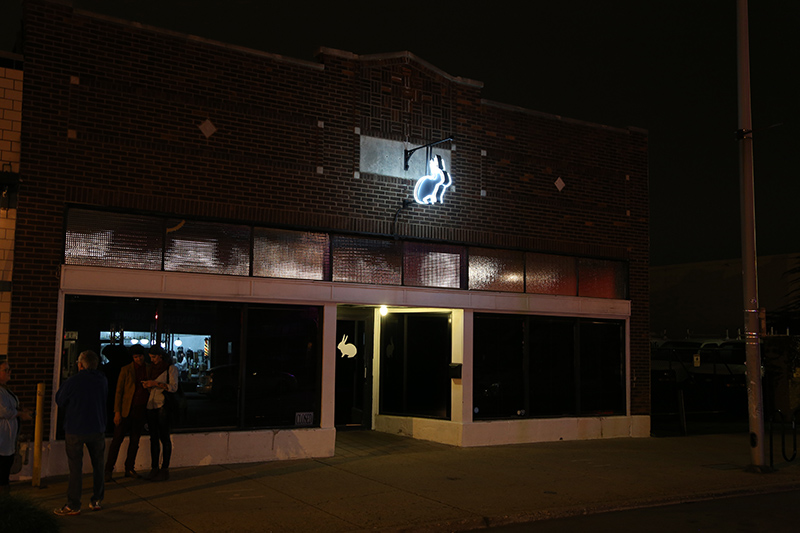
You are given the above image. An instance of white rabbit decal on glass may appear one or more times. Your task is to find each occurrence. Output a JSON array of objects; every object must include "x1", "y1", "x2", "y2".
[{"x1": 338, "y1": 334, "x2": 357, "y2": 358}]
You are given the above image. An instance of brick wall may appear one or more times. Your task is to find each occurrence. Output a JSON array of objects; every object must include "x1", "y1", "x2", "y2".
[{"x1": 17, "y1": 0, "x2": 649, "y2": 419}]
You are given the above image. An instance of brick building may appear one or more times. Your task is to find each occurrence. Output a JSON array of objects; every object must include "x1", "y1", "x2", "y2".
[{"x1": 13, "y1": 0, "x2": 648, "y2": 476}]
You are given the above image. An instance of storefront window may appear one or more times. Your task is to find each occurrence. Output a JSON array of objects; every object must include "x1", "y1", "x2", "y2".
[
  {"x1": 473, "y1": 313, "x2": 625, "y2": 420},
  {"x1": 473, "y1": 314, "x2": 525, "y2": 418},
  {"x1": 379, "y1": 312, "x2": 451, "y2": 419},
  {"x1": 60, "y1": 295, "x2": 321, "y2": 436}
]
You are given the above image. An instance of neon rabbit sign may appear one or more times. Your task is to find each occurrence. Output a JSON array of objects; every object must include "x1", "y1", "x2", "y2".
[{"x1": 403, "y1": 137, "x2": 453, "y2": 205}]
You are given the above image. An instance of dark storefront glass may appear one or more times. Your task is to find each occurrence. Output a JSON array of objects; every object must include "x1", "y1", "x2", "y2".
[
  {"x1": 473, "y1": 313, "x2": 625, "y2": 420},
  {"x1": 578, "y1": 320, "x2": 625, "y2": 415},
  {"x1": 243, "y1": 306, "x2": 321, "y2": 428},
  {"x1": 60, "y1": 295, "x2": 321, "y2": 436},
  {"x1": 473, "y1": 314, "x2": 525, "y2": 418},
  {"x1": 529, "y1": 317, "x2": 577, "y2": 416},
  {"x1": 379, "y1": 312, "x2": 451, "y2": 419}
]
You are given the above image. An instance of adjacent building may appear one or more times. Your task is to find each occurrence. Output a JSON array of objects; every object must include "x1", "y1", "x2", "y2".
[{"x1": 12, "y1": 0, "x2": 648, "y2": 477}]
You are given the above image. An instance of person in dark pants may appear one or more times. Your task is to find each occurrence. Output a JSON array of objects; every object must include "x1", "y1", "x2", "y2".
[
  {"x1": 104, "y1": 345, "x2": 149, "y2": 481},
  {"x1": 142, "y1": 346, "x2": 178, "y2": 482},
  {"x1": 54, "y1": 350, "x2": 108, "y2": 516}
]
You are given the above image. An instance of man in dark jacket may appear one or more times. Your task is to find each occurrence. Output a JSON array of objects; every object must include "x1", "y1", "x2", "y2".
[{"x1": 54, "y1": 350, "x2": 108, "y2": 516}]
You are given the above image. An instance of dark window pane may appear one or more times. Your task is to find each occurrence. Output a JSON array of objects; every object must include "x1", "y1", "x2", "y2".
[
  {"x1": 331, "y1": 236, "x2": 401, "y2": 285},
  {"x1": 578, "y1": 259, "x2": 627, "y2": 299},
  {"x1": 160, "y1": 300, "x2": 242, "y2": 429},
  {"x1": 244, "y1": 306, "x2": 321, "y2": 428},
  {"x1": 578, "y1": 320, "x2": 625, "y2": 415},
  {"x1": 253, "y1": 228, "x2": 329, "y2": 280},
  {"x1": 473, "y1": 314, "x2": 627, "y2": 419},
  {"x1": 60, "y1": 295, "x2": 321, "y2": 433},
  {"x1": 469, "y1": 248, "x2": 525, "y2": 292},
  {"x1": 473, "y1": 314, "x2": 525, "y2": 419},
  {"x1": 380, "y1": 313, "x2": 451, "y2": 419},
  {"x1": 65, "y1": 209, "x2": 162, "y2": 270},
  {"x1": 164, "y1": 219, "x2": 251, "y2": 276},
  {"x1": 404, "y1": 242, "x2": 463, "y2": 289},
  {"x1": 526, "y1": 253, "x2": 577, "y2": 295},
  {"x1": 529, "y1": 317, "x2": 576, "y2": 416}
]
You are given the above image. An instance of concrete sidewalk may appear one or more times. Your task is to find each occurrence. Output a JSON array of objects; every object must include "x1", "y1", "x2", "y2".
[{"x1": 10, "y1": 430, "x2": 800, "y2": 532}]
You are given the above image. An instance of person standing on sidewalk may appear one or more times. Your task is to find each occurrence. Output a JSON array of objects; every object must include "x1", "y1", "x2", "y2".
[
  {"x1": 0, "y1": 359, "x2": 33, "y2": 493},
  {"x1": 54, "y1": 350, "x2": 108, "y2": 516},
  {"x1": 142, "y1": 346, "x2": 178, "y2": 482},
  {"x1": 104, "y1": 345, "x2": 149, "y2": 481}
]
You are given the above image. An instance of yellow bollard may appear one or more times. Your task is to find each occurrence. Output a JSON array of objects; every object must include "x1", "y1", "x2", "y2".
[{"x1": 32, "y1": 382, "x2": 44, "y2": 487}]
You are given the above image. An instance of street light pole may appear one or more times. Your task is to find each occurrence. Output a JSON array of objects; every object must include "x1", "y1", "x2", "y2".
[{"x1": 736, "y1": 0, "x2": 767, "y2": 471}]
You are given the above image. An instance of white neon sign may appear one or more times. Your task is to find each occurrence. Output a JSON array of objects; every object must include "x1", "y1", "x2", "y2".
[{"x1": 413, "y1": 155, "x2": 452, "y2": 205}]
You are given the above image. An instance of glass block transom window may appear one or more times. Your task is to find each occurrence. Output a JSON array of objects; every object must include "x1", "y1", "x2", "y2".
[
  {"x1": 331, "y1": 236, "x2": 402, "y2": 285},
  {"x1": 63, "y1": 208, "x2": 628, "y2": 300},
  {"x1": 526, "y1": 253, "x2": 577, "y2": 296},
  {"x1": 469, "y1": 248, "x2": 525, "y2": 292},
  {"x1": 404, "y1": 242, "x2": 464, "y2": 289},
  {"x1": 254, "y1": 228, "x2": 329, "y2": 280},
  {"x1": 65, "y1": 209, "x2": 163, "y2": 270},
  {"x1": 164, "y1": 219, "x2": 251, "y2": 276},
  {"x1": 578, "y1": 258, "x2": 628, "y2": 299}
]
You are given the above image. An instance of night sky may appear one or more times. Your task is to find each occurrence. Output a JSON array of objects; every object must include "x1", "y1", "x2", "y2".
[{"x1": 2, "y1": 1, "x2": 799, "y2": 266}]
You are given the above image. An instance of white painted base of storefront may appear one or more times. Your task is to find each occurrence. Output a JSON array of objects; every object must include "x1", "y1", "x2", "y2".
[
  {"x1": 375, "y1": 415, "x2": 651, "y2": 447},
  {"x1": 13, "y1": 428, "x2": 337, "y2": 480},
  {"x1": 12, "y1": 417, "x2": 650, "y2": 480}
]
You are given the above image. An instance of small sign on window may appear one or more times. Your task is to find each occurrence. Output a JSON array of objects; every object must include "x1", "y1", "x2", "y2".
[{"x1": 295, "y1": 412, "x2": 314, "y2": 426}]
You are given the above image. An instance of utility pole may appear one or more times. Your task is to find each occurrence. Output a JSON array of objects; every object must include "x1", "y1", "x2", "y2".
[{"x1": 736, "y1": 0, "x2": 767, "y2": 471}]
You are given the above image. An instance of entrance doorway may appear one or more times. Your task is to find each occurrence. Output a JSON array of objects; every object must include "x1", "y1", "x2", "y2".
[{"x1": 335, "y1": 307, "x2": 374, "y2": 429}]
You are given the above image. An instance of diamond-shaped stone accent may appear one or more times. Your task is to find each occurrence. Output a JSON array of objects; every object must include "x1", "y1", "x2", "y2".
[
  {"x1": 554, "y1": 177, "x2": 566, "y2": 191},
  {"x1": 199, "y1": 119, "x2": 217, "y2": 138}
]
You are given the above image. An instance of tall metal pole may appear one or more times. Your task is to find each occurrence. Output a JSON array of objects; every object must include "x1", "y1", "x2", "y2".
[{"x1": 736, "y1": 0, "x2": 767, "y2": 471}]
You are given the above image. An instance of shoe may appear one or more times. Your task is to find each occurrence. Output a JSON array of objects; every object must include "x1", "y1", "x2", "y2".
[
  {"x1": 104, "y1": 471, "x2": 113, "y2": 482},
  {"x1": 54, "y1": 505, "x2": 81, "y2": 516},
  {"x1": 89, "y1": 500, "x2": 102, "y2": 511},
  {"x1": 150, "y1": 468, "x2": 169, "y2": 482},
  {"x1": 124, "y1": 469, "x2": 140, "y2": 479},
  {"x1": 146, "y1": 468, "x2": 159, "y2": 480}
]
